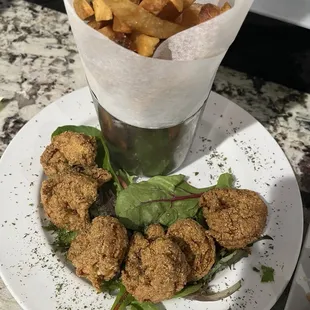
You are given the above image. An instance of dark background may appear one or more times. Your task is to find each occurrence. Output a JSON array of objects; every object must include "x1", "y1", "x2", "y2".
[{"x1": 25, "y1": 0, "x2": 310, "y2": 93}]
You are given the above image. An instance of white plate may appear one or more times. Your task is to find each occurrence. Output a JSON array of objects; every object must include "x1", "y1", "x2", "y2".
[
  {"x1": 0, "y1": 87, "x2": 303, "y2": 310},
  {"x1": 284, "y1": 224, "x2": 310, "y2": 310}
]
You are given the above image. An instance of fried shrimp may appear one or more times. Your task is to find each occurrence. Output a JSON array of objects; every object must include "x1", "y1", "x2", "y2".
[
  {"x1": 41, "y1": 172, "x2": 98, "y2": 231},
  {"x1": 67, "y1": 216, "x2": 128, "y2": 290},
  {"x1": 200, "y1": 188, "x2": 268, "y2": 249},
  {"x1": 145, "y1": 223, "x2": 165, "y2": 240},
  {"x1": 122, "y1": 232, "x2": 190, "y2": 303},
  {"x1": 40, "y1": 131, "x2": 112, "y2": 185},
  {"x1": 167, "y1": 218, "x2": 216, "y2": 281}
]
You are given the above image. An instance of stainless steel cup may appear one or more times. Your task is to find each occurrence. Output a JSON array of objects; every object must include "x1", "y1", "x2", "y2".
[{"x1": 90, "y1": 87, "x2": 209, "y2": 177}]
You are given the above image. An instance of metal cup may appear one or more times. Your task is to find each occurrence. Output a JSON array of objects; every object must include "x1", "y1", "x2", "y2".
[{"x1": 90, "y1": 87, "x2": 209, "y2": 177}]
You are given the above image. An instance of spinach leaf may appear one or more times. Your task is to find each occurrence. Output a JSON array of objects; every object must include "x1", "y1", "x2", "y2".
[
  {"x1": 51, "y1": 125, "x2": 122, "y2": 191},
  {"x1": 260, "y1": 265, "x2": 275, "y2": 283},
  {"x1": 215, "y1": 172, "x2": 234, "y2": 188},
  {"x1": 111, "y1": 284, "x2": 134, "y2": 310},
  {"x1": 173, "y1": 283, "x2": 202, "y2": 298},
  {"x1": 101, "y1": 278, "x2": 121, "y2": 294},
  {"x1": 185, "y1": 280, "x2": 241, "y2": 301},
  {"x1": 115, "y1": 173, "x2": 234, "y2": 230},
  {"x1": 204, "y1": 249, "x2": 249, "y2": 283}
]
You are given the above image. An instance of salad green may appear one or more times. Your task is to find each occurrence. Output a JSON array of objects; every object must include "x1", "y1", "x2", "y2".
[{"x1": 44, "y1": 125, "x2": 272, "y2": 309}]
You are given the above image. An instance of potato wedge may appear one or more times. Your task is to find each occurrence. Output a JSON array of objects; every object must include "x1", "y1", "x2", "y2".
[
  {"x1": 98, "y1": 25, "x2": 116, "y2": 40},
  {"x1": 132, "y1": 33, "x2": 160, "y2": 57},
  {"x1": 139, "y1": 0, "x2": 169, "y2": 15},
  {"x1": 157, "y1": 0, "x2": 183, "y2": 21},
  {"x1": 73, "y1": 0, "x2": 94, "y2": 20},
  {"x1": 113, "y1": 16, "x2": 132, "y2": 33},
  {"x1": 183, "y1": 0, "x2": 195, "y2": 9},
  {"x1": 104, "y1": 0, "x2": 185, "y2": 39},
  {"x1": 176, "y1": 3, "x2": 202, "y2": 27},
  {"x1": 93, "y1": 0, "x2": 113, "y2": 21},
  {"x1": 220, "y1": 1, "x2": 232, "y2": 13},
  {"x1": 98, "y1": 26, "x2": 133, "y2": 49},
  {"x1": 199, "y1": 3, "x2": 221, "y2": 23},
  {"x1": 87, "y1": 17, "x2": 109, "y2": 29}
]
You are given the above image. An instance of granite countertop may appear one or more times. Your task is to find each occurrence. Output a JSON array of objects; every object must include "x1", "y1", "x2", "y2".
[{"x1": 0, "y1": 0, "x2": 310, "y2": 309}]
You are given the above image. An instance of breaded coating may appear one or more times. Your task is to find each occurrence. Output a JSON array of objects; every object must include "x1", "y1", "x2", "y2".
[
  {"x1": 40, "y1": 131, "x2": 112, "y2": 186},
  {"x1": 52, "y1": 131, "x2": 96, "y2": 167},
  {"x1": 122, "y1": 233, "x2": 190, "y2": 303},
  {"x1": 41, "y1": 172, "x2": 98, "y2": 231},
  {"x1": 74, "y1": 165, "x2": 112, "y2": 187},
  {"x1": 167, "y1": 218, "x2": 216, "y2": 281},
  {"x1": 200, "y1": 189, "x2": 268, "y2": 249},
  {"x1": 145, "y1": 224, "x2": 165, "y2": 241},
  {"x1": 40, "y1": 144, "x2": 69, "y2": 176},
  {"x1": 67, "y1": 216, "x2": 128, "y2": 291}
]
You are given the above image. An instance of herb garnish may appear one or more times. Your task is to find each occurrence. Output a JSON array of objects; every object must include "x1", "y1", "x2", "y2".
[{"x1": 260, "y1": 265, "x2": 275, "y2": 283}]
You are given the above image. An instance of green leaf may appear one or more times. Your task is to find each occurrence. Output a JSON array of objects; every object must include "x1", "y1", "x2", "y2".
[
  {"x1": 204, "y1": 249, "x2": 248, "y2": 283},
  {"x1": 185, "y1": 280, "x2": 242, "y2": 301},
  {"x1": 101, "y1": 278, "x2": 121, "y2": 294},
  {"x1": 43, "y1": 222, "x2": 77, "y2": 252},
  {"x1": 173, "y1": 283, "x2": 202, "y2": 298},
  {"x1": 111, "y1": 284, "x2": 134, "y2": 310},
  {"x1": 115, "y1": 173, "x2": 233, "y2": 230},
  {"x1": 215, "y1": 173, "x2": 234, "y2": 188},
  {"x1": 51, "y1": 125, "x2": 122, "y2": 191},
  {"x1": 261, "y1": 265, "x2": 275, "y2": 283},
  {"x1": 130, "y1": 301, "x2": 158, "y2": 310},
  {"x1": 115, "y1": 175, "x2": 200, "y2": 230}
]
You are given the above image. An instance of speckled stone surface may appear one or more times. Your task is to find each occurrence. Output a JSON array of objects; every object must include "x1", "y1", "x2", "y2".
[{"x1": 0, "y1": 0, "x2": 310, "y2": 309}]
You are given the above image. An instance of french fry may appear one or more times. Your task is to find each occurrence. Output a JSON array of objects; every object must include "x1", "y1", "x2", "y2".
[
  {"x1": 157, "y1": 0, "x2": 183, "y2": 21},
  {"x1": 87, "y1": 17, "x2": 109, "y2": 29},
  {"x1": 199, "y1": 3, "x2": 221, "y2": 23},
  {"x1": 139, "y1": 0, "x2": 169, "y2": 15},
  {"x1": 183, "y1": 0, "x2": 195, "y2": 9},
  {"x1": 104, "y1": 0, "x2": 185, "y2": 39},
  {"x1": 113, "y1": 16, "x2": 132, "y2": 33},
  {"x1": 220, "y1": 1, "x2": 231, "y2": 13},
  {"x1": 73, "y1": 0, "x2": 94, "y2": 20},
  {"x1": 93, "y1": 0, "x2": 113, "y2": 21},
  {"x1": 132, "y1": 33, "x2": 160, "y2": 57},
  {"x1": 98, "y1": 25, "x2": 116, "y2": 40},
  {"x1": 175, "y1": 3, "x2": 202, "y2": 27}
]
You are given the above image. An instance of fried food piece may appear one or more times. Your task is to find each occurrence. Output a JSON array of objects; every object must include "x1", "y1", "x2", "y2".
[
  {"x1": 98, "y1": 26, "x2": 133, "y2": 49},
  {"x1": 68, "y1": 216, "x2": 128, "y2": 290},
  {"x1": 52, "y1": 131, "x2": 97, "y2": 167},
  {"x1": 167, "y1": 218, "x2": 216, "y2": 281},
  {"x1": 122, "y1": 233, "x2": 190, "y2": 303},
  {"x1": 41, "y1": 172, "x2": 98, "y2": 231},
  {"x1": 93, "y1": 0, "x2": 113, "y2": 21},
  {"x1": 140, "y1": 0, "x2": 182, "y2": 15},
  {"x1": 176, "y1": 3, "x2": 202, "y2": 27},
  {"x1": 200, "y1": 189, "x2": 268, "y2": 249},
  {"x1": 88, "y1": 18, "x2": 109, "y2": 29},
  {"x1": 40, "y1": 144, "x2": 69, "y2": 177},
  {"x1": 73, "y1": 0, "x2": 94, "y2": 20},
  {"x1": 220, "y1": 1, "x2": 231, "y2": 13},
  {"x1": 145, "y1": 224, "x2": 165, "y2": 240},
  {"x1": 113, "y1": 16, "x2": 132, "y2": 33},
  {"x1": 132, "y1": 33, "x2": 160, "y2": 57},
  {"x1": 104, "y1": 0, "x2": 185, "y2": 39},
  {"x1": 140, "y1": 0, "x2": 169, "y2": 15},
  {"x1": 199, "y1": 3, "x2": 221, "y2": 23},
  {"x1": 40, "y1": 131, "x2": 112, "y2": 186}
]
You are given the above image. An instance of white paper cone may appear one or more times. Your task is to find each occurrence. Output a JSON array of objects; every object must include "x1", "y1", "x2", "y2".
[{"x1": 64, "y1": 0, "x2": 252, "y2": 128}]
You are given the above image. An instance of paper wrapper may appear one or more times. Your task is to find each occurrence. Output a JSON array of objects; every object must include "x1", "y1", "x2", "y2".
[{"x1": 64, "y1": 0, "x2": 253, "y2": 128}]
